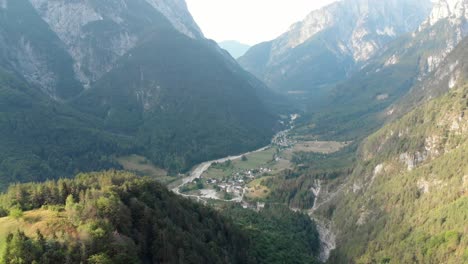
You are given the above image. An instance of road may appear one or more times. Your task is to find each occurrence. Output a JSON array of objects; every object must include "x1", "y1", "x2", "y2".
[{"x1": 172, "y1": 146, "x2": 269, "y2": 198}]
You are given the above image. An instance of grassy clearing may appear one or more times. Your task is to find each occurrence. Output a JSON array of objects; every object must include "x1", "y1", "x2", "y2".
[
  {"x1": 203, "y1": 148, "x2": 277, "y2": 180},
  {"x1": 271, "y1": 158, "x2": 292, "y2": 172},
  {"x1": 291, "y1": 141, "x2": 350, "y2": 154},
  {"x1": 246, "y1": 177, "x2": 272, "y2": 199},
  {"x1": 0, "y1": 209, "x2": 73, "y2": 260},
  {"x1": 232, "y1": 147, "x2": 277, "y2": 170},
  {"x1": 117, "y1": 155, "x2": 175, "y2": 184}
]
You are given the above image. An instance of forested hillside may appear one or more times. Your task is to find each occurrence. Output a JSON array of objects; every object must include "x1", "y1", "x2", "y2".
[
  {"x1": 322, "y1": 83, "x2": 468, "y2": 263},
  {"x1": 0, "y1": 171, "x2": 320, "y2": 264},
  {"x1": 0, "y1": 0, "x2": 279, "y2": 188},
  {"x1": 74, "y1": 28, "x2": 276, "y2": 172},
  {"x1": 0, "y1": 69, "x2": 134, "y2": 190}
]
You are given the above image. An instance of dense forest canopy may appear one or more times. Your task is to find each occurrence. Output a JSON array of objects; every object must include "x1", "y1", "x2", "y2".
[{"x1": 0, "y1": 171, "x2": 320, "y2": 264}]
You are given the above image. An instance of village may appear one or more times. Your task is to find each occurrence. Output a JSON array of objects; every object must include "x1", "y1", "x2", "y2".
[{"x1": 177, "y1": 114, "x2": 299, "y2": 202}]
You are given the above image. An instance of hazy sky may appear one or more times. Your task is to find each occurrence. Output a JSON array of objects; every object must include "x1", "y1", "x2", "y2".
[{"x1": 186, "y1": 0, "x2": 338, "y2": 45}]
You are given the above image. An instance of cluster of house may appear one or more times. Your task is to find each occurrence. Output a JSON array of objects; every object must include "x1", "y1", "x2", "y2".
[
  {"x1": 204, "y1": 167, "x2": 273, "y2": 196},
  {"x1": 272, "y1": 130, "x2": 295, "y2": 148},
  {"x1": 241, "y1": 201, "x2": 266, "y2": 211}
]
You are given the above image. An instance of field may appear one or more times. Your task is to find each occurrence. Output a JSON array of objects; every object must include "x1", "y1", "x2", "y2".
[
  {"x1": 0, "y1": 209, "x2": 73, "y2": 261},
  {"x1": 291, "y1": 141, "x2": 351, "y2": 154},
  {"x1": 245, "y1": 177, "x2": 272, "y2": 199},
  {"x1": 202, "y1": 147, "x2": 277, "y2": 180},
  {"x1": 117, "y1": 155, "x2": 175, "y2": 184}
]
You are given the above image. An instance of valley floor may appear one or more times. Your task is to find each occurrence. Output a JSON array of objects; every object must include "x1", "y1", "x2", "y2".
[{"x1": 166, "y1": 115, "x2": 351, "y2": 262}]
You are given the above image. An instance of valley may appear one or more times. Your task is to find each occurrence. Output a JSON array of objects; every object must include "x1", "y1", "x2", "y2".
[
  {"x1": 0, "y1": 0, "x2": 467, "y2": 263},
  {"x1": 168, "y1": 114, "x2": 352, "y2": 262}
]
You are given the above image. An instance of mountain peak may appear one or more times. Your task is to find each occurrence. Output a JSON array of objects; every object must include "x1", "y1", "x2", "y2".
[
  {"x1": 239, "y1": 0, "x2": 432, "y2": 93},
  {"x1": 25, "y1": 0, "x2": 203, "y2": 92},
  {"x1": 219, "y1": 40, "x2": 251, "y2": 59},
  {"x1": 275, "y1": 0, "x2": 432, "y2": 62},
  {"x1": 420, "y1": 0, "x2": 467, "y2": 29},
  {"x1": 144, "y1": 0, "x2": 203, "y2": 39}
]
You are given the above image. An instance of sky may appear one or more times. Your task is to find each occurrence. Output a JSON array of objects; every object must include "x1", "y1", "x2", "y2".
[{"x1": 186, "y1": 0, "x2": 338, "y2": 45}]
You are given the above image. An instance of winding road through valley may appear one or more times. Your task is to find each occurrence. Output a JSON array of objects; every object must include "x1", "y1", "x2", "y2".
[
  {"x1": 171, "y1": 115, "x2": 336, "y2": 262},
  {"x1": 172, "y1": 146, "x2": 269, "y2": 201}
]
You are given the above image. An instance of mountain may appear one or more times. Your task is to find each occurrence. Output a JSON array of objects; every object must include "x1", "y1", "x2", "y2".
[
  {"x1": 0, "y1": 171, "x2": 321, "y2": 263},
  {"x1": 390, "y1": 36, "x2": 468, "y2": 119},
  {"x1": 314, "y1": 37, "x2": 468, "y2": 264},
  {"x1": 73, "y1": 28, "x2": 276, "y2": 171},
  {"x1": 0, "y1": 68, "x2": 132, "y2": 190},
  {"x1": 325, "y1": 81, "x2": 468, "y2": 264},
  {"x1": 0, "y1": 0, "x2": 83, "y2": 99},
  {"x1": 299, "y1": 0, "x2": 468, "y2": 140},
  {"x1": 27, "y1": 0, "x2": 203, "y2": 92},
  {"x1": 219, "y1": 40, "x2": 251, "y2": 59},
  {"x1": 239, "y1": 0, "x2": 432, "y2": 94},
  {"x1": 0, "y1": 0, "x2": 277, "y2": 185}
]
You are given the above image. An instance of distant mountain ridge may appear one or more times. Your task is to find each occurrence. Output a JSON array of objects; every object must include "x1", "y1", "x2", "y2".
[
  {"x1": 219, "y1": 40, "x2": 251, "y2": 59},
  {"x1": 320, "y1": 0, "x2": 468, "y2": 137},
  {"x1": 271, "y1": 0, "x2": 468, "y2": 141},
  {"x1": 239, "y1": 0, "x2": 432, "y2": 93}
]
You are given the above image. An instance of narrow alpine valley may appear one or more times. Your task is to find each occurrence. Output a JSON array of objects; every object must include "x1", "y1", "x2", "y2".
[{"x1": 0, "y1": 0, "x2": 466, "y2": 263}]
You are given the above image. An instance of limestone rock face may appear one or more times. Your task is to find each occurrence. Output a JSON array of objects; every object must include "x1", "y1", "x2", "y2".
[
  {"x1": 239, "y1": 0, "x2": 432, "y2": 92},
  {"x1": 0, "y1": 0, "x2": 203, "y2": 98},
  {"x1": 27, "y1": 0, "x2": 202, "y2": 90}
]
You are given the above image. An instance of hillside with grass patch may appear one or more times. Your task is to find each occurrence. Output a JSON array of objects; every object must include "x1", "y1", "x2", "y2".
[{"x1": 0, "y1": 170, "x2": 321, "y2": 264}]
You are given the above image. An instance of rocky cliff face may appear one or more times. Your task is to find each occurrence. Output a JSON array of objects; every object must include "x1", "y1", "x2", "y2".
[
  {"x1": 365, "y1": 0, "x2": 468, "y2": 121},
  {"x1": 310, "y1": 0, "x2": 467, "y2": 139},
  {"x1": 389, "y1": 37, "x2": 468, "y2": 119},
  {"x1": 27, "y1": 0, "x2": 202, "y2": 91},
  {"x1": 0, "y1": 0, "x2": 83, "y2": 99},
  {"x1": 276, "y1": 0, "x2": 431, "y2": 62},
  {"x1": 421, "y1": 0, "x2": 467, "y2": 29},
  {"x1": 418, "y1": 0, "x2": 467, "y2": 73},
  {"x1": 379, "y1": 0, "x2": 467, "y2": 74},
  {"x1": 145, "y1": 0, "x2": 202, "y2": 39},
  {"x1": 0, "y1": 0, "x2": 203, "y2": 98},
  {"x1": 239, "y1": 0, "x2": 432, "y2": 93}
]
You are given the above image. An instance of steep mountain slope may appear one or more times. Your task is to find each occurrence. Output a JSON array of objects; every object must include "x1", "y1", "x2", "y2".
[
  {"x1": 0, "y1": 0, "x2": 82, "y2": 99},
  {"x1": 74, "y1": 28, "x2": 276, "y2": 171},
  {"x1": 316, "y1": 42, "x2": 468, "y2": 263},
  {"x1": 390, "y1": 37, "x2": 468, "y2": 118},
  {"x1": 219, "y1": 40, "x2": 251, "y2": 59},
  {"x1": 324, "y1": 82, "x2": 467, "y2": 264},
  {"x1": 28, "y1": 0, "x2": 202, "y2": 91},
  {"x1": 305, "y1": 0, "x2": 468, "y2": 140},
  {"x1": 0, "y1": 69, "x2": 132, "y2": 190},
  {"x1": 239, "y1": 0, "x2": 432, "y2": 94},
  {"x1": 0, "y1": 0, "x2": 278, "y2": 183}
]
